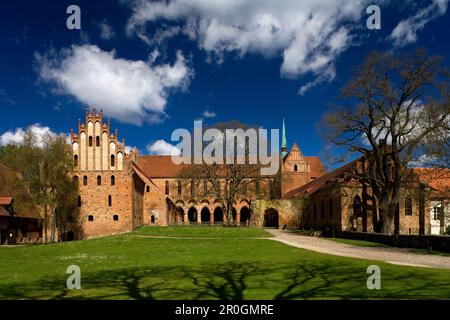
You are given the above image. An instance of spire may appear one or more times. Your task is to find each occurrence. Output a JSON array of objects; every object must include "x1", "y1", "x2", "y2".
[{"x1": 281, "y1": 117, "x2": 287, "y2": 158}]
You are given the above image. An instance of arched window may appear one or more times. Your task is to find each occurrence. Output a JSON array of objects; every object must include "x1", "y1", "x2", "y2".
[
  {"x1": 89, "y1": 136, "x2": 93, "y2": 147},
  {"x1": 353, "y1": 195, "x2": 362, "y2": 216},
  {"x1": 88, "y1": 215, "x2": 94, "y2": 222},
  {"x1": 329, "y1": 199, "x2": 333, "y2": 218},
  {"x1": 405, "y1": 196, "x2": 413, "y2": 216},
  {"x1": 108, "y1": 195, "x2": 112, "y2": 207},
  {"x1": 73, "y1": 175, "x2": 78, "y2": 184},
  {"x1": 74, "y1": 155, "x2": 78, "y2": 167},
  {"x1": 111, "y1": 175, "x2": 115, "y2": 186},
  {"x1": 294, "y1": 164, "x2": 298, "y2": 172},
  {"x1": 96, "y1": 136, "x2": 100, "y2": 147},
  {"x1": 146, "y1": 185, "x2": 150, "y2": 193},
  {"x1": 113, "y1": 214, "x2": 119, "y2": 221},
  {"x1": 97, "y1": 175, "x2": 102, "y2": 186},
  {"x1": 110, "y1": 154, "x2": 115, "y2": 167},
  {"x1": 165, "y1": 181, "x2": 169, "y2": 195},
  {"x1": 77, "y1": 195, "x2": 81, "y2": 207},
  {"x1": 83, "y1": 175, "x2": 88, "y2": 186},
  {"x1": 178, "y1": 180, "x2": 182, "y2": 195}
]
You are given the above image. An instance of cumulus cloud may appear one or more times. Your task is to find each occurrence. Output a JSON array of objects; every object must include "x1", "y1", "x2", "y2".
[
  {"x1": 390, "y1": 0, "x2": 449, "y2": 47},
  {"x1": 126, "y1": 0, "x2": 369, "y2": 94},
  {"x1": 35, "y1": 45, "x2": 193, "y2": 125},
  {"x1": 98, "y1": 20, "x2": 116, "y2": 40},
  {"x1": 0, "y1": 124, "x2": 62, "y2": 148},
  {"x1": 146, "y1": 139, "x2": 181, "y2": 156}
]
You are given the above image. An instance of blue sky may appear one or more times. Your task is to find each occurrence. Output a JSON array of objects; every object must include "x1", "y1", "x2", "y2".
[{"x1": 0, "y1": 0, "x2": 449, "y2": 166}]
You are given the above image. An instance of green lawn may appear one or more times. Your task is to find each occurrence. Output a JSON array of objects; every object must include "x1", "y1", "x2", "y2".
[
  {"x1": 327, "y1": 237, "x2": 450, "y2": 256},
  {"x1": 327, "y1": 238, "x2": 389, "y2": 248},
  {"x1": 1, "y1": 226, "x2": 450, "y2": 300}
]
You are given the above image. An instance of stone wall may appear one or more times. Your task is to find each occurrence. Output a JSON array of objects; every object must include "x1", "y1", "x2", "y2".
[{"x1": 252, "y1": 199, "x2": 303, "y2": 228}]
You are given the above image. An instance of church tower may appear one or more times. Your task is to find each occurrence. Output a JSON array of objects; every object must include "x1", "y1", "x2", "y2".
[
  {"x1": 279, "y1": 118, "x2": 312, "y2": 197},
  {"x1": 281, "y1": 118, "x2": 287, "y2": 158}
]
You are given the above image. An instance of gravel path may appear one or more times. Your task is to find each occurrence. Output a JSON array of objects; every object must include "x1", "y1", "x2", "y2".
[{"x1": 266, "y1": 229, "x2": 450, "y2": 270}]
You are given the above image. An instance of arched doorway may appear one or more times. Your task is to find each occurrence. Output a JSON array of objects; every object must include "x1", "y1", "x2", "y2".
[
  {"x1": 231, "y1": 207, "x2": 237, "y2": 224},
  {"x1": 264, "y1": 208, "x2": 279, "y2": 228},
  {"x1": 188, "y1": 207, "x2": 198, "y2": 224},
  {"x1": 67, "y1": 231, "x2": 75, "y2": 241},
  {"x1": 214, "y1": 207, "x2": 224, "y2": 224},
  {"x1": 151, "y1": 215, "x2": 155, "y2": 224},
  {"x1": 178, "y1": 207, "x2": 185, "y2": 223},
  {"x1": 240, "y1": 206, "x2": 251, "y2": 226},
  {"x1": 201, "y1": 207, "x2": 210, "y2": 224}
]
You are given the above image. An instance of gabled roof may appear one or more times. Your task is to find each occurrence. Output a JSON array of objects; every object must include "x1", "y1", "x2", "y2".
[
  {"x1": 304, "y1": 156, "x2": 327, "y2": 179},
  {"x1": 136, "y1": 156, "x2": 189, "y2": 178},
  {"x1": 412, "y1": 168, "x2": 450, "y2": 198},
  {"x1": 0, "y1": 205, "x2": 9, "y2": 216},
  {"x1": 137, "y1": 154, "x2": 327, "y2": 179},
  {"x1": 283, "y1": 160, "x2": 357, "y2": 199},
  {"x1": 0, "y1": 196, "x2": 13, "y2": 206}
]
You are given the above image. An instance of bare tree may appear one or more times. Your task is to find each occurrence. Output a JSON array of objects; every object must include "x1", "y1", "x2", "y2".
[
  {"x1": 178, "y1": 121, "x2": 271, "y2": 225},
  {"x1": 321, "y1": 49, "x2": 450, "y2": 234}
]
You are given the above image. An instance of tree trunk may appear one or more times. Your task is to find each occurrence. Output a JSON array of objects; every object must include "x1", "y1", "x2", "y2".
[
  {"x1": 43, "y1": 204, "x2": 48, "y2": 243},
  {"x1": 380, "y1": 197, "x2": 394, "y2": 235},
  {"x1": 50, "y1": 207, "x2": 56, "y2": 243}
]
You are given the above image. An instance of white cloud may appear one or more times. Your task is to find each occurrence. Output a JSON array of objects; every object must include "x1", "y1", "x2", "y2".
[
  {"x1": 98, "y1": 20, "x2": 116, "y2": 40},
  {"x1": 35, "y1": 45, "x2": 193, "y2": 125},
  {"x1": 202, "y1": 110, "x2": 216, "y2": 118},
  {"x1": 0, "y1": 124, "x2": 63, "y2": 148},
  {"x1": 146, "y1": 139, "x2": 181, "y2": 156},
  {"x1": 126, "y1": 0, "x2": 370, "y2": 94},
  {"x1": 390, "y1": 0, "x2": 449, "y2": 47}
]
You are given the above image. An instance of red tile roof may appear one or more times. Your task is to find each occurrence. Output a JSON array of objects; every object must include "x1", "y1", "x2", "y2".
[
  {"x1": 136, "y1": 156, "x2": 189, "y2": 178},
  {"x1": 0, "y1": 196, "x2": 13, "y2": 206},
  {"x1": 0, "y1": 205, "x2": 9, "y2": 217},
  {"x1": 137, "y1": 155, "x2": 327, "y2": 179},
  {"x1": 283, "y1": 160, "x2": 357, "y2": 199},
  {"x1": 412, "y1": 168, "x2": 450, "y2": 197},
  {"x1": 304, "y1": 156, "x2": 327, "y2": 179}
]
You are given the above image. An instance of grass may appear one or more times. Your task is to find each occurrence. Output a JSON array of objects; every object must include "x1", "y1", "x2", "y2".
[
  {"x1": 327, "y1": 237, "x2": 450, "y2": 256},
  {"x1": 0, "y1": 226, "x2": 450, "y2": 300},
  {"x1": 327, "y1": 238, "x2": 389, "y2": 248}
]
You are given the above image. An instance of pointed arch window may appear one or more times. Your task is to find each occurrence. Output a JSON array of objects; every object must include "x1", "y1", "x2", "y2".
[
  {"x1": 294, "y1": 164, "x2": 298, "y2": 172},
  {"x1": 89, "y1": 136, "x2": 93, "y2": 147},
  {"x1": 405, "y1": 196, "x2": 413, "y2": 216},
  {"x1": 353, "y1": 195, "x2": 362, "y2": 216},
  {"x1": 77, "y1": 195, "x2": 81, "y2": 207},
  {"x1": 96, "y1": 136, "x2": 100, "y2": 147},
  {"x1": 165, "y1": 181, "x2": 169, "y2": 195},
  {"x1": 110, "y1": 154, "x2": 115, "y2": 167},
  {"x1": 97, "y1": 175, "x2": 102, "y2": 186},
  {"x1": 74, "y1": 155, "x2": 78, "y2": 167},
  {"x1": 108, "y1": 195, "x2": 112, "y2": 207},
  {"x1": 83, "y1": 175, "x2": 88, "y2": 186},
  {"x1": 111, "y1": 175, "x2": 115, "y2": 186}
]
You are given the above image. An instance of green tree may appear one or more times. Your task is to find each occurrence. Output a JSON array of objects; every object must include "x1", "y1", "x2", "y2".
[{"x1": 0, "y1": 130, "x2": 77, "y2": 242}]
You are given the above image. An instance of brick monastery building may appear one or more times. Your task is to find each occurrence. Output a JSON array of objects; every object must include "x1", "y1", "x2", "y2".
[{"x1": 66, "y1": 110, "x2": 432, "y2": 240}]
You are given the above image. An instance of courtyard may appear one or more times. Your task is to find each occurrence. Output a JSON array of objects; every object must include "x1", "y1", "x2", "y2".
[{"x1": 1, "y1": 226, "x2": 450, "y2": 300}]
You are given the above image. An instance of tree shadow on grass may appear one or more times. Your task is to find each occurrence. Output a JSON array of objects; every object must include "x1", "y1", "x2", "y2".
[{"x1": 1, "y1": 261, "x2": 450, "y2": 300}]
